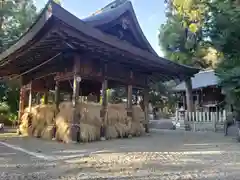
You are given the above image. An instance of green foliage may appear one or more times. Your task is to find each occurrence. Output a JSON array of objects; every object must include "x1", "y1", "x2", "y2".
[
  {"x1": 160, "y1": 0, "x2": 216, "y2": 68},
  {"x1": 109, "y1": 87, "x2": 126, "y2": 104},
  {"x1": 0, "y1": 0, "x2": 37, "y2": 52},
  {"x1": 149, "y1": 81, "x2": 178, "y2": 113},
  {"x1": 0, "y1": 0, "x2": 37, "y2": 119},
  {"x1": 205, "y1": 0, "x2": 240, "y2": 111}
]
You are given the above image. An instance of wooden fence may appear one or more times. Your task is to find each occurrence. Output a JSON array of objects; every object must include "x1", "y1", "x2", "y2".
[{"x1": 175, "y1": 110, "x2": 227, "y2": 132}]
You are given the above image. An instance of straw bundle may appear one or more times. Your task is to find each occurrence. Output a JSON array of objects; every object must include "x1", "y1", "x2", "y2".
[
  {"x1": 132, "y1": 105, "x2": 145, "y2": 123},
  {"x1": 18, "y1": 112, "x2": 32, "y2": 136},
  {"x1": 19, "y1": 101, "x2": 145, "y2": 142},
  {"x1": 79, "y1": 102, "x2": 102, "y2": 127},
  {"x1": 107, "y1": 103, "x2": 132, "y2": 138},
  {"x1": 56, "y1": 101, "x2": 102, "y2": 143},
  {"x1": 102, "y1": 109, "x2": 114, "y2": 140},
  {"x1": 79, "y1": 123, "x2": 100, "y2": 142},
  {"x1": 41, "y1": 125, "x2": 55, "y2": 140},
  {"x1": 78, "y1": 103, "x2": 101, "y2": 142},
  {"x1": 129, "y1": 121, "x2": 145, "y2": 137},
  {"x1": 129, "y1": 105, "x2": 145, "y2": 136},
  {"x1": 55, "y1": 107, "x2": 72, "y2": 143},
  {"x1": 31, "y1": 105, "x2": 57, "y2": 138},
  {"x1": 18, "y1": 105, "x2": 57, "y2": 139}
]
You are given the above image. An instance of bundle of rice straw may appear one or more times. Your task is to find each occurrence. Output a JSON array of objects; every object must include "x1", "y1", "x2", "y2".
[
  {"x1": 79, "y1": 102, "x2": 102, "y2": 127},
  {"x1": 55, "y1": 103, "x2": 73, "y2": 143},
  {"x1": 18, "y1": 112, "x2": 32, "y2": 136},
  {"x1": 107, "y1": 103, "x2": 130, "y2": 138},
  {"x1": 130, "y1": 105, "x2": 145, "y2": 136},
  {"x1": 19, "y1": 106, "x2": 40, "y2": 136},
  {"x1": 114, "y1": 111, "x2": 130, "y2": 138},
  {"x1": 30, "y1": 105, "x2": 57, "y2": 139},
  {"x1": 56, "y1": 101, "x2": 102, "y2": 143},
  {"x1": 78, "y1": 102, "x2": 101, "y2": 142},
  {"x1": 41, "y1": 124, "x2": 55, "y2": 140},
  {"x1": 132, "y1": 105, "x2": 145, "y2": 123},
  {"x1": 79, "y1": 123, "x2": 100, "y2": 142},
  {"x1": 105, "y1": 108, "x2": 118, "y2": 140}
]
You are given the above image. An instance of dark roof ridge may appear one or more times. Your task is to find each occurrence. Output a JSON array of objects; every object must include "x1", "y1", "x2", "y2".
[{"x1": 83, "y1": 0, "x2": 158, "y2": 55}]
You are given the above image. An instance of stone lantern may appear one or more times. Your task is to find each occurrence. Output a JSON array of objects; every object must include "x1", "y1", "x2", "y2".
[{"x1": 178, "y1": 106, "x2": 186, "y2": 130}]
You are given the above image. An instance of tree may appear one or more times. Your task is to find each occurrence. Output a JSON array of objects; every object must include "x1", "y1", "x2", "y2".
[
  {"x1": 149, "y1": 81, "x2": 178, "y2": 114},
  {"x1": 53, "y1": 0, "x2": 61, "y2": 6},
  {"x1": 0, "y1": 0, "x2": 37, "y2": 52},
  {"x1": 205, "y1": 0, "x2": 240, "y2": 111},
  {"x1": 0, "y1": 0, "x2": 37, "y2": 118},
  {"x1": 159, "y1": 0, "x2": 210, "y2": 112}
]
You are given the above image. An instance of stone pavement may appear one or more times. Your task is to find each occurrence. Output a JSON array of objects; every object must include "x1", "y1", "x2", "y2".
[{"x1": 0, "y1": 130, "x2": 240, "y2": 179}]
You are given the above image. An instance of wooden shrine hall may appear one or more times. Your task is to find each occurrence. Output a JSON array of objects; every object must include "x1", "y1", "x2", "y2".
[{"x1": 0, "y1": 0, "x2": 199, "y2": 141}]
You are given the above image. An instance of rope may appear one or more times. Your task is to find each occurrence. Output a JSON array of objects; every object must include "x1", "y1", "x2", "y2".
[
  {"x1": 9, "y1": 52, "x2": 62, "y2": 81},
  {"x1": 68, "y1": 79, "x2": 73, "y2": 90}
]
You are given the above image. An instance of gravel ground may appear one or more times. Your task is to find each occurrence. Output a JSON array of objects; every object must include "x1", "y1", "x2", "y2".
[{"x1": 0, "y1": 130, "x2": 240, "y2": 179}]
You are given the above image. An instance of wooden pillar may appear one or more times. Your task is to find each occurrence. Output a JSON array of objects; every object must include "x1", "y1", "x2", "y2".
[
  {"x1": 143, "y1": 88, "x2": 150, "y2": 133},
  {"x1": 36, "y1": 93, "x2": 41, "y2": 104},
  {"x1": 28, "y1": 82, "x2": 32, "y2": 112},
  {"x1": 185, "y1": 77, "x2": 194, "y2": 112},
  {"x1": 52, "y1": 81, "x2": 60, "y2": 140},
  {"x1": 55, "y1": 81, "x2": 60, "y2": 111},
  {"x1": 127, "y1": 71, "x2": 133, "y2": 123},
  {"x1": 100, "y1": 63, "x2": 108, "y2": 140},
  {"x1": 18, "y1": 87, "x2": 26, "y2": 124},
  {"x1": 43, "y1": 92, "x2": 49, "y2": 104},
  {"x1": 71, "y1": 54, "x2": 81, "y2": 143},
  {"x1": 182, "y1": 93, "x2": 186, "y2": 109}
]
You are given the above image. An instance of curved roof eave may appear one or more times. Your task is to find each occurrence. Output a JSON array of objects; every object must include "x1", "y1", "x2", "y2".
[
  {"x1": 83, "y1": 0, "x2": 158, "y2": 55},
  {"x1": 52, "y1": 2, "x2": 199, "y2": 76},
  {"x1": 174, "y1": 70, "x2": 218, "y2": 91},
  {"x1": 0, "y1": 0, "x2": 199, "y2": 78}
]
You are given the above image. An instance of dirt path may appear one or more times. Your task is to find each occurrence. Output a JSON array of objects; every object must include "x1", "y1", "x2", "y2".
[{"x1": 0, "y1": 130, "x2": 239, "y2": 179}]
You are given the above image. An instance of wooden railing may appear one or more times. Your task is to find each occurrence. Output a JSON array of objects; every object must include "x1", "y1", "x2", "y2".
[{"x1": 175, "y1": 110, "x2": 227, "y2": 132}]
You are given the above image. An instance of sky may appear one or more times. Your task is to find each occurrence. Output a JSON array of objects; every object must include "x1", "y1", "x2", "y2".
[{"x1": 35, "y1": 0, "x2": 166, "y2": 56}]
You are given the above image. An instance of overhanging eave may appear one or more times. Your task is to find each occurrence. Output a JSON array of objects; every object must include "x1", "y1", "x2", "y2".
[{"x1": 0, "y1": 0, "x2": 199, "y2": 81}]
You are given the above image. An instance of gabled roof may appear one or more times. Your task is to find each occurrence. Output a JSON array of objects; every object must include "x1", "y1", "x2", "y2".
[
  {"x1": 174, "y1": 70, "x2": 219, "y2": 91},
  {"x1": 83, "y1": 0, "x2": 157, "y2": 55},
  {"x1": 0, "y1": 0, "x2": 199, "y2": 82}
]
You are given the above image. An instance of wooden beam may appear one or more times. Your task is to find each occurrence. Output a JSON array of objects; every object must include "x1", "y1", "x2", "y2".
[
  {"x1": 28, "y1": 82, "x2": 33, "y2": 113},
  {"x1": 143, "y1": 87, "x2": 149, "y2": 134},
  {"x1": 127, "y1": 70, "x2": 133, "y2": 117},
  {"x1": 54, "y1": 81, "x2": 60, "y2": 111},
  {"x1": 71, "y1": 54, "x2": 81, "y2": 143},
  {"x1": 54, "y1": 71, "x2": 74, "y2": 81},
  {"x1": 100, "y1": 62, "x2": 108, "y2": 140},
  {"x1": 18, "y1": 86, "x2": 26, "y2": 125}
]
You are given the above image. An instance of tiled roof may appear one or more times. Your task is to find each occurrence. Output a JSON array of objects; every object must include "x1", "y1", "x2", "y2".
[{"x1": 174, "y1": 70, "x2": 218, "y2": 91}]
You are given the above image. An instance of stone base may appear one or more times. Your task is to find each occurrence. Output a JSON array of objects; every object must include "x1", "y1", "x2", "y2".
[
  {"x1": 67, "y1": 140, "x2": 78, "y2": 144},
  {"x1": 175, "y1": 120, "x2": 187, "y2": 130},
  {"x1": 100, "y1": 137, "x2": 106, "y2": 141}
]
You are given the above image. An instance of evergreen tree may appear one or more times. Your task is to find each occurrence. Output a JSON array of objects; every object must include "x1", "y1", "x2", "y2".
[
  {"x1": 0, "y1": 0, "x2": 37, "y2": 116},
  {"x1": 205, "y1": 0, "x2": 240, "y2": 110},
  {"x1": 159, "y1": 0, "x2": 214, "y2": 112}
]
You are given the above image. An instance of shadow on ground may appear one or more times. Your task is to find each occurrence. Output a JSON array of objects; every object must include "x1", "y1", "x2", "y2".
[{"x1": 1, "y1": 130, "x2": 240, "y2": 179}]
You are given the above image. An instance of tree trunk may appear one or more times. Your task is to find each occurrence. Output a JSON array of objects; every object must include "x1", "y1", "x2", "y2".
[{"x1": 185, "y1": 77, "x2": 194, "y2": 112}]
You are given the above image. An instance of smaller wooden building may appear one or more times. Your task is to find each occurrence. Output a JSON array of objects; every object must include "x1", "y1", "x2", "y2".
[{"x1": 174, "y1": 70, "x2": 224, "y2": 111}]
